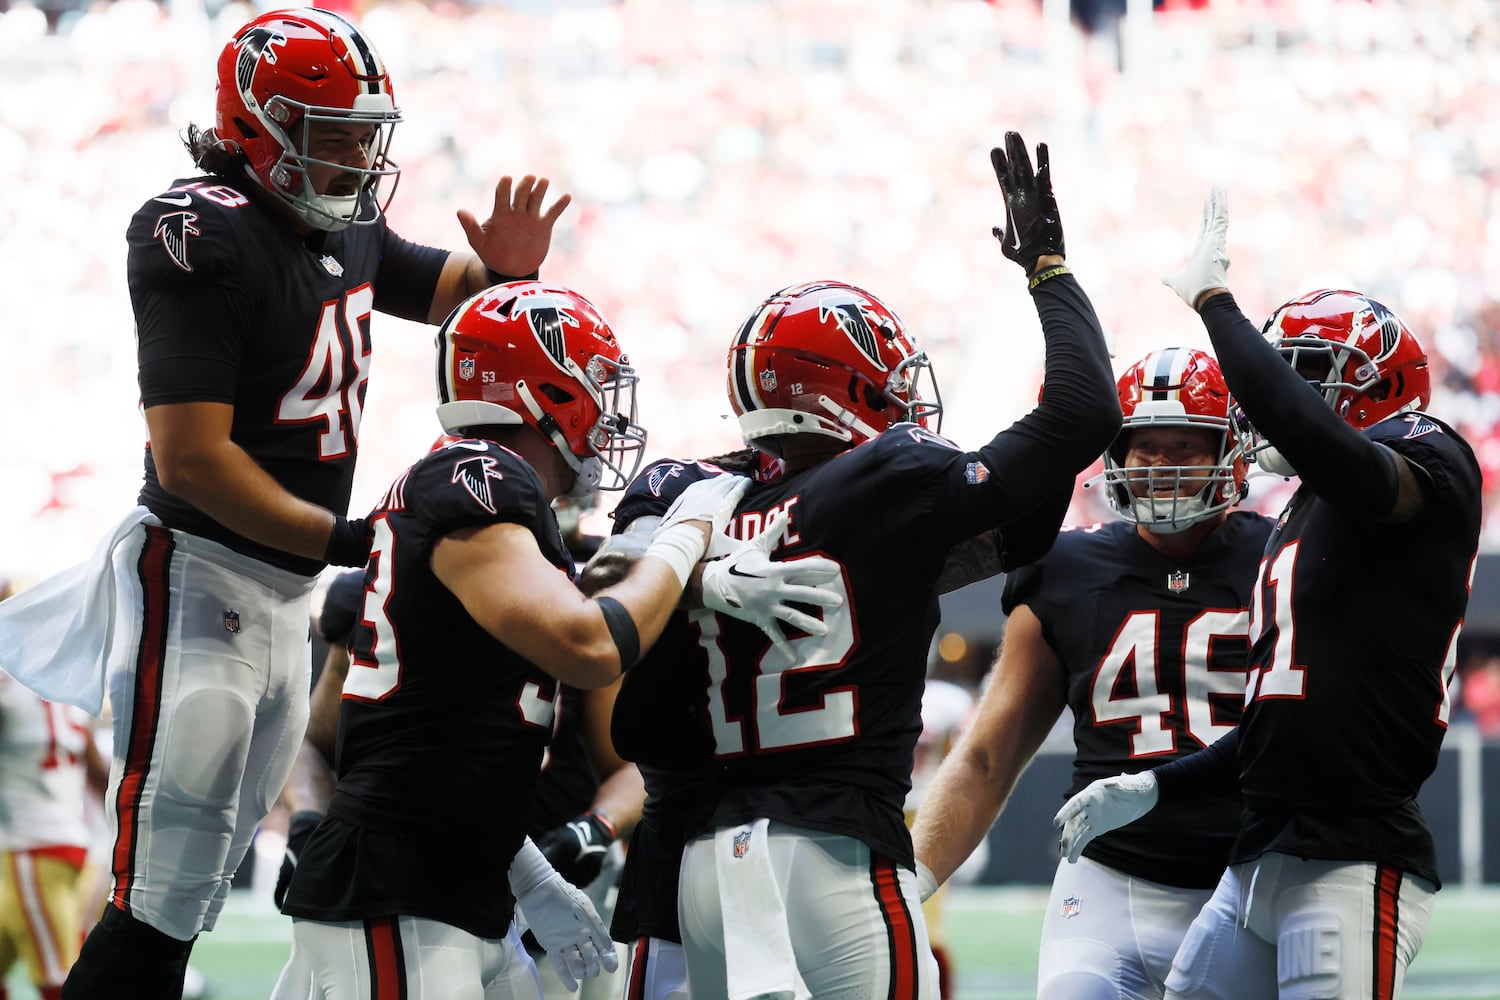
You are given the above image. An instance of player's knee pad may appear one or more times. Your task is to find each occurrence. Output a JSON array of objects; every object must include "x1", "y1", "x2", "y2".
[
  {"x1": 1275, "y1": 911, "x2": 1344, "y2": 1000},
  {"x1": 160, "y1": 681, "x2": 256, "y2": 807},
  {"x1": 1038, "y1": 939, "x2": 1124, "y2": 1000}
]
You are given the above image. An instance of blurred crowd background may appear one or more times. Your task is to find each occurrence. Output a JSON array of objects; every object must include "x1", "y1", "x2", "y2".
[{"x1": 2, "y1": 0, "x2": 1498, "y2": 571}]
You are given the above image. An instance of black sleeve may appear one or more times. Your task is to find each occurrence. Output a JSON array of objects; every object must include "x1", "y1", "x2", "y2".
[
  {"x1": 966, "y1": 273, "x2": 1121, "y2": 524},
  {"x1": 371, "y1": 228, "x2": 451, "y2": 323},
  {"x1": 1199, "y1": 294, "x2": 1400, "y2": 518},
  {"x1": 1151, "y1": 728, "x2": 1240, "y2": 801},
  {"x1": 993, "y1": 483, "x2": 1073, "y2": 571}
]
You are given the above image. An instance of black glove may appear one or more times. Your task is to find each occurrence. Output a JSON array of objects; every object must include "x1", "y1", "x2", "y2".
[
  {"x1": 989, "y1": 131, "x2": 1065, "y2": 274},
  {"x1": 535, "y1": 810, "x2": 615, "y2": 888},
  {"x1": 323, "y1": 515, "x2": 372, "y2": 568},
  {"x1": 274, "y1": 810, "x2": 324, "y2": 912}
]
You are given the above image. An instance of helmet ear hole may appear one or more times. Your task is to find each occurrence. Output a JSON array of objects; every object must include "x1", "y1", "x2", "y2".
[
  {"x1": 539, "y1": 383, "x2": 575, "y2": 405},
  {"x1": 862, "y1": 382, "x2": 885, "y2": 411}
]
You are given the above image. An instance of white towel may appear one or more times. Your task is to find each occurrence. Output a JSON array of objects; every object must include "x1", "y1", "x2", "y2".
[
  {"x1": 715, "y1": 818, "x2": 810, "y2": 1000},
  {"x1": 0, "y1": 507, "x2": 151, "y2": 717}
]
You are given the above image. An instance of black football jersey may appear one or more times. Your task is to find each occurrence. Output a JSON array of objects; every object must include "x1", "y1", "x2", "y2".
[
  {"x1": 1231, "y1": 413, "x2": 1482, "y2": 886},
  {"x1": 528, "y1": 684, "x2": 599, "y2": 837},
  {"x1": 638, "y1": 425, "x2": 1073, "y2": 869},
  {"x1": 281, "y1": 438, "x2": 572, "y2": 938},
  {"x1": 127, "y1": 176, "x2": 447, "y2": 575},
  {"x1": 1003, "y1": 513, "x2": 1274, "y2": 888}
]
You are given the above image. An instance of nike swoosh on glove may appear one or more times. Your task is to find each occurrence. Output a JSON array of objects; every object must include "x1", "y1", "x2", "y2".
[
  {"x1": 537, "y1": 810, "x2": 615, "y2": 889},
  {"x1": 1052, "y1": 771, "x2": 1159, "y2": 864},
  {"x1": 700, "y1": 514, "x2": 843, "y2": 663}
]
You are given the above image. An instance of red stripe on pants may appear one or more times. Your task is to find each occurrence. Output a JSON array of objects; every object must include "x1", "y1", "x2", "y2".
[
  {"x1": 109, "y1": 525, "x2": 174, "y2": 912},
  {"x1": 873, "y1": 857, "x2": 917, "y2": 1000},
  {"x1": 626, "y1": 936, "x2": 650, "y2": 1000},
  {"x1": 1373, "y1": 866, "x2": 1402, "y2": 1000},
  {"x1": 367, "y1": 917, "x2": 403, "y2": 1000}
]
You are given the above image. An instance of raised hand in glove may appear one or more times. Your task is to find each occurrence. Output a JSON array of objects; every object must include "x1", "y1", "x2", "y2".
[
  {"x1": 510, "y1": 838, "x2": 618, "y2": 991},
  {"x1": 700, "y1": 513, "x2": 843, "y2": 663},
  {"x1": 1052, "y1": 771, "x2": 1159, "y2": 864},
  {"x1": 274, "y1": 810, "x2": 324, "y2": 912},
  {"x1": 536, "y1": 810, "x2": 616, "y2": 889},
  {"x1": 1163, "y1": 186, "x2": 1230, "y2": 310},
  {"x1": 990, "y1": 131, "x2": 1065, "y2": 274}
]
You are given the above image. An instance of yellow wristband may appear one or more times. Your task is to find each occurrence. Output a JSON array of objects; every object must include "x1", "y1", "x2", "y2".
[{"x1": 1028, "y1": 264, "x2": 1070, "y2": 291}]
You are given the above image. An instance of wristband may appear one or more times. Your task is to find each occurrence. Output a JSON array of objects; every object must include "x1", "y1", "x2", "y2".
[
  {"x1": 586, "y1": 809, "x2": 617, "y2": 841},
  {"x1": 485, "y1": 267, "x2": 540, "y2": 288},
  {"x1": 593, "y1": 596, "x2": 641, "y2": 670},
  {"x1": 323, "y1": 516, "x2": 370, "y2": 568},
  {"x1": 1027, "y1": 264, "x2": 1070, "y2": 291},
  {"x1": 644, "y1": 523, "x2": 708, "y2": 588}
]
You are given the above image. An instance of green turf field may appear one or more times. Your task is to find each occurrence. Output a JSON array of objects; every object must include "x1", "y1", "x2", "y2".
[{"x1": 9, "y1": 885, "x2": 1500, "y2": 998}]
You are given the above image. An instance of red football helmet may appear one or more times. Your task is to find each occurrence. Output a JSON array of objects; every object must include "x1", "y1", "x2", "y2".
[
  {"x1": 1260, "y1": 289, "x2": 1431, "y2": 430},
  {"x1": 726, "y1": 281, "x2": 941, "y2": 456},
  {"x1": 1103, "y1": 347, "x2": 1251, "y2": 533},
  {"x1": 214, "y1": 8, "x2": 401, "y2": 231},
  {"x1": 435, "y1": 282, "x2": 646, "y2": 497}
]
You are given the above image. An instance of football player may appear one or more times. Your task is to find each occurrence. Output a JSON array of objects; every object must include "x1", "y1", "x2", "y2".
[
  {"x1": 1055, "y1": 189, "x2": 1483, "y2": 999},
  {"x1": 289, "y1": 569, "x2": 646, "y2": 1000},
  {"x1": 0, "y1": 670, "x2": 109, "y2": 1000},
  {"x1": 271, "y1": 282, "x2": 838, "y2": 998},
  {"x1": 0, "y1": 8, "x2": 576, "y2": 998},
  {"x1": 666, "y1": 132, "x2": 1121, "y2": 999},
  {"x1": 911, "y1": 346, "x2": 1274, "y2": 1000}
]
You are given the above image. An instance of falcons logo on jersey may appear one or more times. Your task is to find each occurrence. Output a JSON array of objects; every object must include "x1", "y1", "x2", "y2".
[
  {"x1": 452, "y1": 454, "x2": 506, "y2": 514},
  {"x1": 153, "y1": 211, "x2": 201, "y2": 273}
]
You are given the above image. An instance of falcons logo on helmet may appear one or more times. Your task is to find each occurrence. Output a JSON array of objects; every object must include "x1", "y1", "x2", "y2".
[
  {"x1": 153, "y1": 212, "x2": 201, "y2": 273},
  {"x1": 525, "y1": 303, "x2": 582, "y2": 370},
  {"x1": 452, "y1": 454, "x2": 506, "y2": 514},
  {"x1": 820, "y1": 296, "x2": 891, "y2": 372},
  {"x1": 234, "y1": 25, "x2": 286, "y2": 94}
]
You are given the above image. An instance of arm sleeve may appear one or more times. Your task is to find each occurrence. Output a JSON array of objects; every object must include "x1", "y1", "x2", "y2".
[
  {"x1": 371, "y1": 229, "x2": 451, "y2": 322},
  {"x1": 1199, "y1": 294, "x2": 1400, "y2": 518},
  {"x1": 1150, "y1": 728, "x2": 1240, "y2": 801}
]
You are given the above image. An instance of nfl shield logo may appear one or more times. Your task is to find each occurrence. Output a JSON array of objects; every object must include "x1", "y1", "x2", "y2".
[
  {"x1": 759, "y1": 369, "x2": 778, "y2": 392},
  {"x1": 459, "y1": 357, "x2": 476, "y2": 381},
  {"x1": 1061, "y1": 896, "x2": 1081, "y2": 919},
  {"x1": 223, "y1": 610, "x2": 241, "y2": 634},
  {"x1": 1167, "y1": 570, "x2": 1189, "y2": 594},
  {"x1": 733, "y1": 830, "x2": 752, "y2": 859},
  {"x1": 319, "y1": 254, "x2": 344, "y2": 277},
  {"x1": 964, "y1": 461, "x2": 990, "y2": 485}
]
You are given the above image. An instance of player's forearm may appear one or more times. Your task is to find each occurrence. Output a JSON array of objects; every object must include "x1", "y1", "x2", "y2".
[
  {"x1": 589, "y1": 764, "x2": 645, "y2": 837},
  {"x1": 279, "y1": 740, "x2": 337, "y2": 815},
  {"x1": 155, "y1": 440, "x2": 343, "y2": 560},
  {"x1": 912, "y1": 751, "x2": 1017, "y2": 885}
]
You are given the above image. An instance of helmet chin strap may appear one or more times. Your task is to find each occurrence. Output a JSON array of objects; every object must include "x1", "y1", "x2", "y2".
[
  {"x1": 815, "y1": 395, "x2": 880, "y2": 442},
  {"x1": 517, "y1": 379, "x2": 600, "y2": 498}
]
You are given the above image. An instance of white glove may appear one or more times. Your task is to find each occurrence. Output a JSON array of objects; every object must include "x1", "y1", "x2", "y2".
[
  {"x1": 510, "y1": 839, "x2": 618, "y2": 991},
  {"x1": 1052, "y1": 771, "x2": 1160, "y2": 864},
  {"x1": 647, "y1": 475, "x2": 752, "y2": 587},
  {"x1": 1162, "y1": 186, "x2": 1230, "y2": 310},
  {"x1": 914, "y1": 859, "x2": 939, "y2": 903},
  {"x1": 700, "y1": 514, "x2": 843, "y2": 662}
]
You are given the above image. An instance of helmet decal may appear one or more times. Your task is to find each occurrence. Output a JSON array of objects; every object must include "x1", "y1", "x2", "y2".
[{"x1": 820, "y1": 295, "x2": 889, "y2": 373}]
